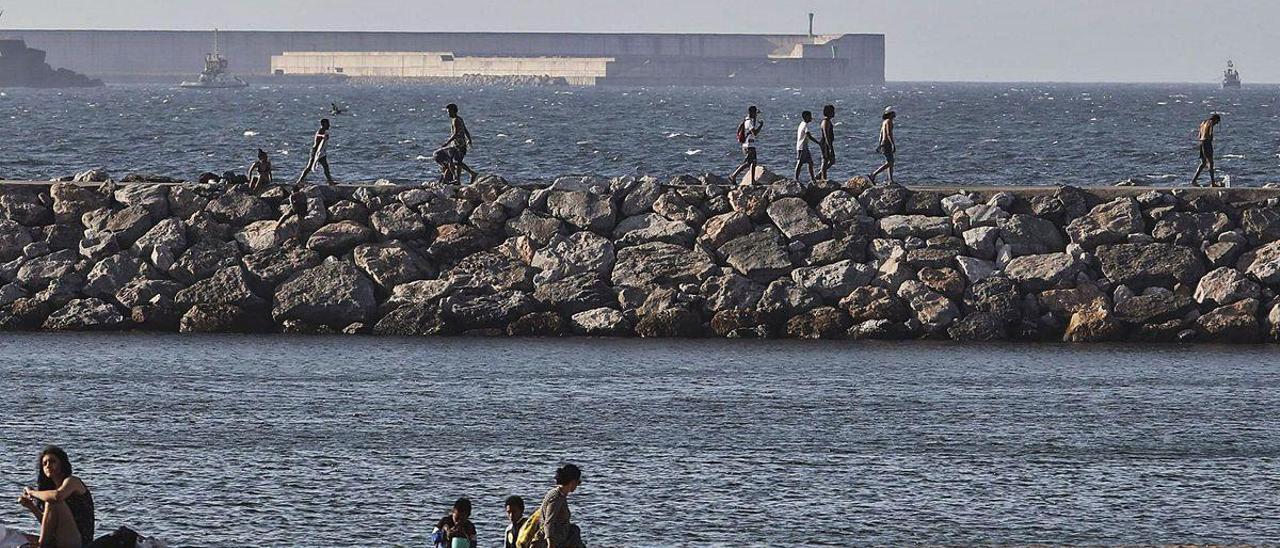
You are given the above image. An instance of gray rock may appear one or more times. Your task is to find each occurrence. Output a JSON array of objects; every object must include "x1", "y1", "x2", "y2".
[
  {"x1": 0, "y1": 193, "x2": 52, "y2": 226},
  {"x1": 306, "y1": 221, "x2": 374, "y2": 256},
  {"x1": 1066, "y1": 198, "x2": 1145, "y2": 249},
  {"x1": 1004, "y1": 253, "x2": 1083, "y2": 292},
  {"x1": 897, "y1": 280, "x2": 960, "y2": 329},
  {"x1": 442, "y1": 289, "x2": 536, "y2": 330},
  {"x1": 83, "y1": 253, "x2": 141, "y2": 299},
  {"x1": 371, "y1": 303, "x2": 449, "y2": 336},
  {"x1": 791, "y1": 260, "x2": 874, "y2": 300},
  {"x1": 0, "y1": 283, "x2": 26, "y2": 307},
  {"x1": 1096, "y1": 243, "x2": 1205, "y2": 290},
  {"x1": 698, "y1": 211, "x2": 753, "y2": 249},
  {"x1": 23, "y1": 241, "x2": 51, "y2": 260},
  {"x1": 0, "y1": 220, "x2": 34, "y2": 262},
  {"x1": 652, "y1": 191, "x2": 705, "y2": 226},
  {"x1": 878, "y1": 215, "x2": 951, "y2": 239},
  {"x1": 1194, "y1": 267, "x2": 1260, "y2": 308},
  {"x1": 505, "y1": 210, "x2": 565, "y2": 246},
  {"x1": 965, "y1": 276, "x2": 1023, "y2": 324},
  {"x1": 1063, "y1": 310, "x2": 1125, "y2": 342},
  {"x1": 234, "y1": 220, "x2": 285, "y2": 253},
  {"x1": 1113, "y1": 292, "x2": 1195, "y2": 324},
  {"x1": 545, "y1": 190, "x2": 617, "y2": 234},
  {"x1": 241, "y1": 245, "x2": 322, "y2": 288},
  {"x1": 611, "y1": 242, "x2": 717, "y2": 288},
  {"x1": 167, "y1": 185, "x2": 209, "y2": 220},
  {"x1": 15, "y1": 249, "x2": 78, "y2": 290},
  {"x1": 947, "y1": 312, "x2": 1009, "y2": 341},
  {"x1": 184, "y1": 210, "x2": 233, "y2": 243},
  {"x1": 50, "y1": 182, "x2": 107, "y2": 220},
  {"x1": 766, "y1": 197, "x2": 830, "y2": 244},
  {"x1": 955, "y1": 256, "x2": 996, "y2": 284},
  {"x1": 874, "y1": 248, "x2": 915, "y2": 290},
  {"x1": 387, "y1": 279, "x2": 455, "y2": 307},
  {"x1": 170, "y1": 239, "x2": 240, "y2": 284},
  {"x1": 447, "y1": 251, "x2": 535, "y2": 292},
  {"x1": 816, "y1": 190, "x2": 865, "y2": 224},
  {"x1": 78, "y1": 233, "x2": 120, "y2": 262},
  {"x1": 370, "y1": 203, "x2": 428, "y2": 240},
  {"x1": 699, "y1": 273, "x2": 765, "y2": 311},
  {"x1": 113, "y1": 184, "x2": 170, "y2": 220},
  {"x1": 179, "y1": 303, "x2": 263, "y2": 333},
  {"x1": 612, "y1": 214, "x2": 695, "y2": 248},
  {"x1": 273, "y1": 259, "x2": 377, "y2": 326},
  {"x1": 205, "y1": 192, "x2": 274, "y2": 226},
  {"x1": 904, "y1": 247, "x2": 958, "y2": 270},
  {"x1": 998, "y1": 214, "x2": 1066, "y2": 256},
  {"x1": 719, "y1": 230, "x2": 793, "y2": 283},
  {"x1": 1204, "y1": 241, "x2": 1244, "y2": 269},
  {"x1": 103, "y1": 205, "x2": 154, "y2": 246},
  {"x1": 804, "y1": 235, "x2": 869, "y2": 266},
  {"x1": 43, "y1": 298, "x2": 126, "y2": 331},
  {"x1": 469, "y1": 202, "x2": 508, "y2": 233},
  {"x1": 73, "y1": 168, "x2": 111, "y2": 183},
  {"x1": 758, "y1": 278, "x2": 819, "y2": 318},
  {"x1": 1242, "y1": 240, "x2": 1280, "y2": 285},
  {"x1": 496, "y1": 187, "x2": 531, "y2": 216},
  {"x1": 428, "y1": 223, "x2": 491, "y2": 262},
  {"x1": 420, "y1": 197, "x2": 474, "y2": 226},
  {"x1": 1195, "y1": 298, "x2": 1260, "y2": 343},
  {"x1": 858, "y1": 184, "x2": 910, "y2": 217},
  {"x1": 174, "y1": 265, "x2": 264, "y2": 310},
  {"x1": 840, "y1": 286, "x2": 909, "y2": 323},
  {"x1": 783, "y1": 306, "x2": 849, "y2": 339},
  {"x1": 327, "y1": 200, "x2": 370, "y2": 224},
  {"x1": 81, "y1": 207, "x2": 113, "y2": 233},
  {"x1": 535, "y1": 273, "x2": 615, "y2": 315},
  {"x1": 635, "y1": 308, "x2": 704, "y2": 338},
  {"x1": 570, "y1": 307, "x2": 631, "y2": 336},
  {"x1": 532, "y1": 231, "x2": 615, "y2": 285},
  {"x1": 114, "y1": 278, "x2": 185, "y2": 309},
  {"x1": 620, "y1": 180, "x2": 664, "y2": 218},
  {"x1": 353, "y1": 241, "x2": 435, "y2": 288},
  {"x1": 1241, "y1": 207, "x2": 1280, "y2": 245},
  {"x1": 1152, "y1": 212, "x2": 1230, "y2": 247},
  {"x1": 961, "y1": 203, "x2": 1009, "y2": 228}
]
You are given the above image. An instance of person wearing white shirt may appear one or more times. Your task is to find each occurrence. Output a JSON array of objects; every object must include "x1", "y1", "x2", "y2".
[
  {"x1": 730, "y1": 105, "x2": 764, "y2": 185},
  {"x1": 794, "y1": 110, "x2": 820, "y2": 183}
]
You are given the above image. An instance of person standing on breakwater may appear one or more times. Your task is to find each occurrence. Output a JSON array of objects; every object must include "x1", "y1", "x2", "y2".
[
  {"x1": 431, "y1": 497, "x2": 478, "y2": 548},
  {"x1": 504, "y1": 495, "x2": 527, "y2": 548},
  {"x1": 247, "y1": 148, "x2": 272, "y2": 193},
  {"x1": 794, "y1": 110, "x2": 821, "y2": 183},
  {"x1": 531, "y1": 464, "x2": 587, "y2": 548},
  {"x1": 295, "y1": 118, "x2": 335, "y2": 186},
  {"x1": 434, "y1": 103, "x2": 478, "y2": 185},
  {"x1": 730, "y1": 106, "x2": 764, "y2": 185},
  {"x1": 1191, "y1": 113, "x2": 1221, "y2": 187},
  {"x1": 15, "y1": 446, "x2": 95, "y2": 548},
  {"x1": 870, "y1": 108, "x2": 896, "y2": 184},
  {"x1": 819, "y1": 104, "x2": 837, "y2": 181}
]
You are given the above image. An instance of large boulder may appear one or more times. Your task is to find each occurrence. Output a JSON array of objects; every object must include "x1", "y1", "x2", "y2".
[
  {"x1": 545, "y1": 190, "x2": 617, "y2": 234},
  {"x1": 1194, "y1": 267, "x2": 1260, "y2": 308},
  {"x1": 816, "y1": 191, "x2": 865, "y2": 224},
  {"x1": 441, "y1": 289, "x2": 536, "y2": 330},
  {"x1": 1241, "y1": 240, "x2": 1280, "y2": 285},
  {"x1": 372, "y1": 304, "x2": 448, "y2": 336},
  {"x1": 698, "y1": 211, "x2": 753, "y2": 249},
  {"x1": 170, "y1": 239, "x2": 240, "y2": 284},
  {"x1": 964, "y1": 276, "x2": 1023, "y2": 324},
  {"x1": 241, "y1": 245, "x2": 322, "y2": 289},
  {"x1": 205, "y1": 192, "x2": 274, "y2": 226},
  {"x1": 570, "y1": 307, "x2": 631, "y2": 336},
  {"x1": 784, "y1": 307, "x2": 850, "y2": 339},
  {"x1": 534, "y1": 273, "x2": 615, "y2": 315},
  {"x1": 634, "y1": 308, "x2": 704, "y2": 338},
  {"x1": 506, "y1": 210, "x2": 566, "y2": 246},
  {"x1": 718, "y1": 230, "x2": 792, "y2": 283},
  {"x1": 611, "y1": 242, "x2": 716, "y2": 288},
  {"x1": 791, "y1": 260, "x2": 874, "y2": 301},
  {"x1": 700, "y1": 273, "x2": 765, "y2": 312},
  {"x1": 621, "y1": 179, "x2": 663, "y2": 216},
  {"x1": 804, "y1": 235, "x2": 869, "y2": 266},
  {"x1": 709, "y1": 308, "x2": 771, "y2": 339},
  {"x1": 653, "y1": 191, "x2": 705, "y2": 226},
  {"x1": 447, "y1": 251, "x2": 535, "y2": 292},
  {"x1": 878, "y1": 215, "x2": 951, "y2": 239},
  {"x1": 306, "y1": 220, "x2": 374, "y2": 256},
  {"x1": 234, "y1": 220, "x2": 285, "y2": 253},
  {"x1": 15, "y1": 249, "x2": 78, "y2": 290},
  {"x1": 42, "y1": 298, "x2": 126, "y2": 331},
  {"x1": 386, "y1": 279, "x2": 455, "y2": 308},
  {"x1": 897, "y1": 280, "x2": 960, "y2": 329},
  {"x1": 758, "y1": 278, "x2": 820, "y2": 319},
  {"x1": 857, "y1": 184, "x2": 910, "y2": 217},
  {"x1": 1152, "y1": 212, "x2": 1230, "y2": 247},
  {"x1": 50, "y1": 182, "x2": 107, "y2": 221},
  {"x1": 1241, "y1": 206, "x2": 1280, "y2": 246},
  {"x1": 103, "y1": 205, "x2": 155, "y2": 246},
  {"x1": 83, "y1": 253, "x2": 141, "y2": 299},
  {"x1": 1066, "y1": 198, "x2": 1144, "y2": 249},
  {"x1": 115, "y1": 278, "x2": 185, "y2": 309},
  {"x1": 1113, "y1": 292, "x2": 1195, "y2": 324},
  {"x1": 1038, "y1": 283, "x2": 1108, "y2": 316},
  {"x1": 132, "y1": 218, "x2": 188, "y2": 271},
  {"x1": 1195, "y1": 298, "x2": 1260, "y2": 343},
  {"x1": 1096, "y1": 243, "x2": 1205, "y2": 290},
  {"x1": 370, "y1": 203, "x2": 428, "y2": 240},
  {"x1": 0, "y1": 192, "x2": 53, "y2": 227},
  {"x1": 531, "y1": 232, "x2": 615, "y2": 285},
  {"x1": 1004, "y1": 253, "x2": 1083, "y2": 292},
  {"x1": 840, "y1": 286, "x2": 909, "y2": 323},
  {"x1": 766, "y1": 197, "x2": 830, "y2": 244},
  {"x1": 998, "y1": 214, "x2": 1066, "y2": 256},
  {"x1": 174, "y1": 265, "x2": 264, "y2": 310},
  {"x1": 113, "y1": 184, "x2": 169, "y2": 220},
  {"x1": 947, "y1": 313, "x2": 1009, "y2": 341},
  {"x1": 1063, "y1": 310, "x2": 1125, "y2": 342},
  {"x1": 612, "y1": 214, "x2": 694, "y2": 248},
  {"x1": 0, "y1": 220, "x2": 34, "y2": 262},
  {"x1": 179, "y1": 303, "x2": 265, "y2": 333},
  {"x1": 427, "y1": 224, "x2": 492, "y2": 262},
  {"x1": 353, "y1": 242, "x2": 435, "y2": 289},
  {"x1": 272, "y1": 260, "x2": 377, "y2": 326}
]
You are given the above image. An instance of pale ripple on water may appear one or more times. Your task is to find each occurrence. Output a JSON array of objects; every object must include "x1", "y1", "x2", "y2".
[
  {"x1": 0, "y1": 334, "x2": 1278, "y2": 545},
  {"x1": 3, "y1": 83, "x2": 1280, "y2": 186}
]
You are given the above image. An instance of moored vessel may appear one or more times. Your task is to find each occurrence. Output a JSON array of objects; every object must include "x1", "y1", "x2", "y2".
[
  {"x1": 179, "y1": 29, "x2": 248, "y2": 89},
  {"x1": 1222, "y1": 60, "x2": 1241, "y2": 89}
]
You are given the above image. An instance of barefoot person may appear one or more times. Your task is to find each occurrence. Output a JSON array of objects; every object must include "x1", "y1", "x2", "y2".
[
  {"x1": 871, "y1": 108, "x2": 896, "y2": 184},
  {"x1": 431, "y1": 497, "x2": 477, "y2": 548},
  {"x1": 295, "y1": 118, "x2": 335, "y2": 186},
  {"x1": 15, "y1": 446, "x2": 94, "y2": 548},
  {"x1": 247, "y1": 148, "x2": 273, "y2": 193},
  {"x1": 503, "y1": 495, "x2": 526, "y2": 548},
  {"x1": 434, "y1": 103, "x2": 477, "y2": 184},
  {"x1": 730, "y1": 106, "x2": 764, "y2": 185},
  {"x1": 794, "y1": 110, "x2": 820, "y2": 183},
  {"x1": 819, "y1": 105, "x2": 836, "y2": 181},
  {"x1": 532, "y1": 464, "x2": 586, "y2": 548},
  {"x1": 1191, "y1": 113, "x2": 1221, "y2": 187}
]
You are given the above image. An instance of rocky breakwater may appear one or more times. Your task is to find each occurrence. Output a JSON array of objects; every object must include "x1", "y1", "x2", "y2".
[{"x1": 4, "y1": 173, "x2": 1280, "y2": 343}]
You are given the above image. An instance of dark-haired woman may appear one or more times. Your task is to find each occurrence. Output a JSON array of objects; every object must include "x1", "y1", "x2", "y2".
[
  {"x1": 534, "y1": 464, "x2": 586, "y2": 548},
  {"x1": 16, "y1": 446, "x2": 94, "y2": 548}
]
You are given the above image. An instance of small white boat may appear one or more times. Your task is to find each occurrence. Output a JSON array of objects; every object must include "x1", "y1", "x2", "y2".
[{"x1": 179, "y1": 29, "x2": 248, "y2": 89}]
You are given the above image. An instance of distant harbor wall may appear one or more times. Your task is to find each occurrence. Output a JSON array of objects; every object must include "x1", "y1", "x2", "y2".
[
  {"x1": 8, "y1": 30, "x2": 886, "y2": 86},
  {"x1": 271, "y1": 52, "x2": 614, "y2": 85},
  {"x1": 2, "y1": 173, "x2": 1279, "y2": 342}
]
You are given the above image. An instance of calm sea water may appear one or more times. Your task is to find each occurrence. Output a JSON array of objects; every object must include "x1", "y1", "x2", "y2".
[
  {"x1": 0, "y1": 334, "x2": 1278, "y2": 546},
  {"x1": 2, "y1": 83, "x2": 1280, "y2": 186}
]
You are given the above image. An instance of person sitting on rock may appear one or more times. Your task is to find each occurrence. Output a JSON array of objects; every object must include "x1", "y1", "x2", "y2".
[
  {"x1": 16, "y1": 446, "x2": 95, "y2": 548},
  {"x1": 248, "y1": 148, "x2": 273, "y2": 193}
]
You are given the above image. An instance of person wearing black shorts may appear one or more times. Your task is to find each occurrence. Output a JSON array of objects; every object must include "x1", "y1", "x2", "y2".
[
  {"x1": 1191, "y1": 113, "x2": 1220, "y2": 187},
  {"x1": 819, "y1": 104, "x2": 836, "y2": 181},
  {"x1": 436, "y1": 103, "x2": 477, "y2": 184},
  {"x1": 871, "y1": 109, "x2": 896, "y2": 184},
  {"x1": 731, "y1": 106, "x2": 764, "y2": 185}
]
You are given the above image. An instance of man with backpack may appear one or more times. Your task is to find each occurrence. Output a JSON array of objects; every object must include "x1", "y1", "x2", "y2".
[{"x1": 730, "y1": 106, "x2": 764, "y2": 185}]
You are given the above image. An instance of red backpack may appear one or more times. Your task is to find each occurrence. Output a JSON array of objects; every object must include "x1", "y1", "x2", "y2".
[{"x1": 736, "y1": 121, "x2": 747, "y2": 144}]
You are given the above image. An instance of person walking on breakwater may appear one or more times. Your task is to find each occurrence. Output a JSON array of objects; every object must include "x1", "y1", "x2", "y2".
[
  {"x1": 531, "y1": 464, "x2": 587, "y2": 548},
  {"x1": 504, "y1": 495, "x2": 527, "y2": 548},
  {"x1": 1191, "y1": 113, "x2": 1222, "y2": 187},
  {"x1": 247, "y1": 148, "x2": 273, "y2": 193},
  {"x1": 730, "y1": 106, "x2": 764, "y2": 185},
  {"x1": 295, "y1": 118, "x2": 335, "y2": 186},
  {"x1": 795, "y1": 110, "x2": 821, "y2": 183},
  {"x1": 14, "y1": 446, "x2": 95, "y2": 548},
  {"x1": 870, "y1": 108, "x2": 896, "y2": 185},
  {"x1": 819, "y1": 104, "x2": 837, "y2": 181},
  {"x1": 431, "y1": 497, "x2": 478, "y2": 548},
  {"x1": 434, "y1": 103, "x2": 478, "y2": 185}
]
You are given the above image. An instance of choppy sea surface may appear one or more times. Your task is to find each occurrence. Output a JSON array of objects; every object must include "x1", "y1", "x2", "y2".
[
  {"x1": 0, "y1": 334, "x2": 1278, "y2": 546},
  {"x1": 2, "y1": 83, "x2": 1280, "y2": 186}
]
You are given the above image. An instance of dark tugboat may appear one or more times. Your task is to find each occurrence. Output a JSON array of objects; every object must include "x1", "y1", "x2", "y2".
[
  {"x1": 179, "y1": 29, "x2": 248, "y2": 89},
  {"x1": 0, "y1": 9, "x2": 103, "y2": 88},
  {"x1": 1222, "y1": 60, "x2": 1241, "y2": 89}
]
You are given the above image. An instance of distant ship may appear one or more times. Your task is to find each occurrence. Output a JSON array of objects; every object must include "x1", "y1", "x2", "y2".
[
  {"x1": 179, "y1": 29, "x2": 248, "y2": 89},
  {"x1": 0, "y1": 39, "x2": 103, "y2": 88},
  {"x1": 1222, "y1": 60, "x2": 1241, "y2": 89}
]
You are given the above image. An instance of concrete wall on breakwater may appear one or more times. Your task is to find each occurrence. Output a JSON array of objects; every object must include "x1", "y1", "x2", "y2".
[
  {"x1": 3, "y1": 173, "x2": 1280, "y2": 342},
  {"x1": 8, "y1": 30, "x2": 885, "y2": 86}
]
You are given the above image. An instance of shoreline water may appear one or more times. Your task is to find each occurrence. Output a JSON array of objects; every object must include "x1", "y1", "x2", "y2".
[{"x1": 2, "y1": 173, "x2": 1279, "y2": 342}]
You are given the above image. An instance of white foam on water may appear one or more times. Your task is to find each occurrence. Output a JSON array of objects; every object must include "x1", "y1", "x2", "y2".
[
  {"x1": 685, "y1": 149, "x2": 702, "y2": 155},
  {"x1": 243, "y1": 131, "x2": 258, "y2": 137}
]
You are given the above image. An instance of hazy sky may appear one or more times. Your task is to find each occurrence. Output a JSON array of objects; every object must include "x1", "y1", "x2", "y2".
[{"x1": 3, "y1": 0, "x2": 1277, "y2": 83}]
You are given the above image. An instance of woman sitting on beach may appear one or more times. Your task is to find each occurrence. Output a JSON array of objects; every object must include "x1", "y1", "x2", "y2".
[{"x1": 15, "y1": 446, "x2": 95, "y2": 548}]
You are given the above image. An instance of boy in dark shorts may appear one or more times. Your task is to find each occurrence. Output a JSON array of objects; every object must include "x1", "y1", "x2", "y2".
[{"x1": 819, "y1": 104, "x2": 836, "y2": 181}]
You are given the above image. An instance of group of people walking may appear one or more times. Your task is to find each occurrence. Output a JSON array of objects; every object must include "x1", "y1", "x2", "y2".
[
  {"x1": 731, "y1": 104, "x2": 898, "y2": 186},
  {"x1": 9, "y1": 446, "x2": 586, "y2": 548}
]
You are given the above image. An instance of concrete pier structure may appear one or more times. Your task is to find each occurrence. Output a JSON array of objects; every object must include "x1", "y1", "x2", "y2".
[{"x1": 8, "y1": 30, "x2": 886, "y2": 86}]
